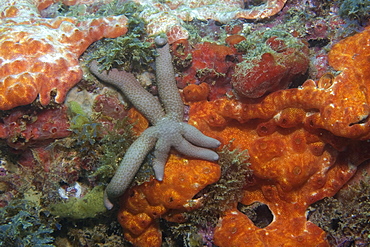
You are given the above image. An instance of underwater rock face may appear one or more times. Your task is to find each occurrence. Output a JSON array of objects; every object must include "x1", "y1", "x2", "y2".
[
  {"x1": 231, "y1": 30, "x2": 309, "y2": 98},
  {"x1": 135, "y1": 0, "x2": 288, "y2": 43},
  {"x1": 117, "y1": 155, "x2": 221, "y2": 247},
  {"x1": 193, "y1": 27, "x2": 370, "y2": 247},
  {"x1": 0, "y1": 106, "x2": 71, "y2": 149},
  {"x1": 0, "y1": 0, "x2": 369, "y2": 246},
  {"x1": 0, "y1": 0, "x2": 128, "y2": 110},
  {"x1": 174, "y1": 41, "x2": 237, "y2": 100},
  {"x1": 115, "y1": 26, "x2": 370, "y2": 246}
]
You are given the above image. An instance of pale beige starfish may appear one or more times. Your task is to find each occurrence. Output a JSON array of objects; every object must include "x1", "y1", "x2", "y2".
[{"x1": 89, "y1": 36, "x2": 220, "y2": 209}]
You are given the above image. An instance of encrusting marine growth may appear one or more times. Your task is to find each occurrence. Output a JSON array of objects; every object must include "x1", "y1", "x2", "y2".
[
  {"x1": 89, "y1": 36, "x2": 221, "y2": 209},
  {"x1": 0, "y1": 0, "x2": 128, "y2": 110}
]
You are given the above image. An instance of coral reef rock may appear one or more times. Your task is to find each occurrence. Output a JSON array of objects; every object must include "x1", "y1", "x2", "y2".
[
  {"x1": 231, "y1": 30, "x2": 309, "y2": 98},
  {"x1": 191, "y1": 26, "x2": 370, "y2": 246},
  {"x1": 134, "y1": 0, "x2": 287, "y2": 43},
  {"x1": 117, "y1": 25, "x2": 370, "y2": 246},
  {"x1": 117, "y1": 155, "x2": 220, "y2": 247},
  {"x1": 0, "y1": 0, "x2": 128, "y2": 110}
]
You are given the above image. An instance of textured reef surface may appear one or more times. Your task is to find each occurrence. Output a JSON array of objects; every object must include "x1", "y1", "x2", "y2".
[{"x1": 0, "y1": 0, "x2": 369, "y2": 246}]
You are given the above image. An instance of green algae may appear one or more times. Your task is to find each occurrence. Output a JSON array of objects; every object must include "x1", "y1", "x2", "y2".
[
  {"x1": 185, "y1": 141, "x2": 251, "y2": 227},
  {"x1": 49, "y1": 185, "x2": 106, "y2": 219},
  {"x1": 338, "y1": 0, "x2": 370, "y2": 23},
  {"x1": 66, "y1": 99, "x2": 136, "y2": 181},
  {"x1": 90, "y1": 117, "x2": 136, "y2": 180},
  {"x1": 84, "y1": 1, "x2": 156, "y2": 73},
  {"x1": 57, "y1": 0, "x2": 156, "y2": 73},
  {"x1": 308, "y1": 171, "x2": 370, "y2": 245},
  {"x1": 68, "y1": 100, "x2": 102, "y2": 150},
  {"x1": 162, "y1": 141, "x2": 252, "y2": 244},
  {"x1": 68, "y1": 101, "x2": 92, "y2": 128},
  {"x1": 235, "y1": 29, "x2": 306, "y2": 61},
  {"x1": 88, "y1": 32, "x2": 156, "y2": 73},
  {"x1": 0, "y1": 199, "x2": 55, "y2": 246}
]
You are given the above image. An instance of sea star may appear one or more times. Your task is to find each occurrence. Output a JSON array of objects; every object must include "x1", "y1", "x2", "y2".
[{"x1": 89, "y1": 36, "x2": 221, "y2": 209}]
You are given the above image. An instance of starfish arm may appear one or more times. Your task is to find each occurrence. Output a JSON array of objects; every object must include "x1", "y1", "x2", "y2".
[
  {"x1": 152, "y1": 138, "x2": 172, "y2": 181},
  {"x1": 174, "y1": 138, "x2": 220, "y2": 161},
  {"x1": 91, "y1": 36, "x2": 222, "y2": 210},
  {"x1": 181, "y1": 123, "x2": 221, "y2": 148},
  {"x1": 154, "y1": 36, "x2": 184, "y2": 120},
  {"x1": 89, "y1": 60, "x2": 165, "y2": 125},
  {"x1": 104, "y1": 127, "x2": 158, "y2": 209}
]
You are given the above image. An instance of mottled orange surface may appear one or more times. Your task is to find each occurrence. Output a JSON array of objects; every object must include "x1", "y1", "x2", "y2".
[
  {"x1": 0, "y1": 0, "x2": 128, "y2": 110},
  {"x1": 117, "y1": 26, "x2": 370, "y2": 246},
  {"x1": 179, "y1": 42, "x2": 236, "y2": 85},
  {"x1": 190, "y1": 99, "x2": 367, "y2": 246},
  {"x1": 235, "y1": 0, "x2": 287, "y2": 20},
  {"x1": 117, "y1": 155, "x2": 220, "y2": 247},
  {"x1": 127, "y1": 107, "x2": 149, "y2": 136},
  {"x1": 188, "y1": 26, "x2": 370, "y2": 246},
  {"x1": 216, "y1": 29, "x2": 370, "y2": 140},
  {"x1": 182, "y1": 83, "x2": 210, "y2": 102},
  {"x1": 175, "y1": 42, "x2": 236, "y2": 100}
]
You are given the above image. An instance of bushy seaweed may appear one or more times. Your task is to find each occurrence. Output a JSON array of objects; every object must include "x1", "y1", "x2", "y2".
[
  {"x1": 235, "y1": 29, "x2": 306, "y2": 60},
  {"x1": 56, "y1": 0, "x2": 156, "y2": 73},
  {"x1": 192, "y1": 142, "x2": 251, "y2": 227},
  {"x1": 68, "y1": 101, "x2": 102, "y2": 155},
  {"x1": 338, "y1": 0, "x2": 370, "y2": 25},
  {"x1": 58, "y1": 0, "x2": 142, "y2": 19},
  {"x1": 88, "y1": 32, "x2": 156, "y2": 73},
  {"x1": 63, "y1": 218, "x2": 130, "y2": 246},
  {"x1": 162, "y1": 141, "x2": 252, "y2": 245},
  {"x1": 85, "y1": 0, "x2": 156, "y2": 73},
  {"x1": 67, "y1": 100, "x2": 135, "y2": 181},
  {"x1": 89, "y1": 117, "x2": 136, "y2": 181},
  {"x1": 93, "y1": 0, "x2": 142, "y2": 17},
  {"x1": 308, "y1": 172, "x2": 370, "y2": 246},
  {"x1": 0, "y1": 199, "x2": 55, "y2": 247}
]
